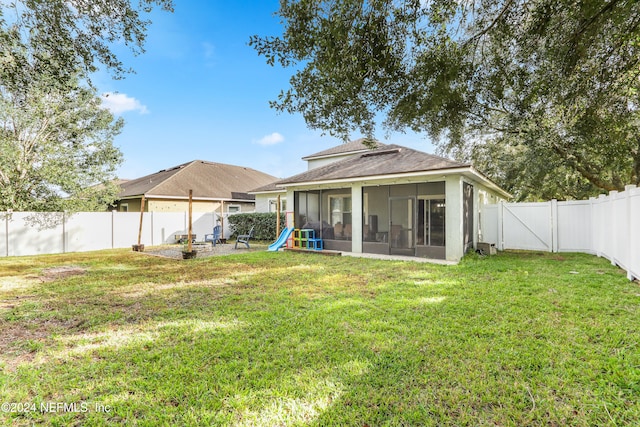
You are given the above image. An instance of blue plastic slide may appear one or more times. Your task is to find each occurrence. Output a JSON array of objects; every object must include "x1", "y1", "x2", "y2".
[{"x1": 268, "y1": 227, "x2": 294, "y2": 251}]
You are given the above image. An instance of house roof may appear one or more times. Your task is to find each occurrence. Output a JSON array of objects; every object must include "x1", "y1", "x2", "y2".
[
  {"x1": 280, "y1": 144, "x2": 469, "y2": 185},
  {"x1": 301, "y1": 138, "x2": 385, "y2": 160},
  {"x1": 118, "y1": 160, "x2": 278, "y2": 201},
  {"x1": 275, "y1": 143, "x2": 511, "y2": 198},
  {"x1": 250, "y1": 180, "x2": 287, "y2": 194}
]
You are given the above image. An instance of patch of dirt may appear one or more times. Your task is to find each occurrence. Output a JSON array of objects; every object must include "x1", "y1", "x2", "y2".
[
  {"x1": 0, "y1": 295, "x2": 36, "y2": 310},
  {"x1": 38, "y1": 266, "x2": 87, "y2": 282},
  {"x1": 0, "y1": 318, "x2": 86, "y2": 371}
]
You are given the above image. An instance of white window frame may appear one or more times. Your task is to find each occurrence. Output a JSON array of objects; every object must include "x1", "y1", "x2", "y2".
[
  {"x1": 327, "y1": 194, "x2": 352, "y2": 227},
  {"x1": 418, "y1": 195, "x2": 446, "y2": 247}
]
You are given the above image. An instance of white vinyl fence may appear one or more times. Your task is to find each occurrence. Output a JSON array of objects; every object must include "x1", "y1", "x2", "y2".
[
  {"x1": 481, "y1": 185, "x2": 640, "y2": 281},
  {"x1": 0, "y1": 211, "x2": 237, "y2": 257}
]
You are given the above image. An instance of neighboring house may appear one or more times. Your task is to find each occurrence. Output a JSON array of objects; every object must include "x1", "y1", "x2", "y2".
[
  {"x1": 264, "y1": 140, "x2": 510, "y2": 262},
  {"x1": 113, "y1": 160, "x2": 278, "y2": 214}
]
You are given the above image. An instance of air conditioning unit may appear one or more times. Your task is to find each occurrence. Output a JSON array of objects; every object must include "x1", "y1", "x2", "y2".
[{"x1": 477, "y1": 242, "x2": 496, "y2": 255}]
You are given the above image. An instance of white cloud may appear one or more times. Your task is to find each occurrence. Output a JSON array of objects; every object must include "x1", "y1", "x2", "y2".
[
  {"x1": 254, "y1": 132, "x2": 285, "y2": 146},
  {"x1": 101, "y1": 92, "x2": 149, "y2": 115}
]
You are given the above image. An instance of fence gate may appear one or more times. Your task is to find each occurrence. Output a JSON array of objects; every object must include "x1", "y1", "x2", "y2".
[{"x1": 501, "y1": 202, "x2": 554, "y2": 252}]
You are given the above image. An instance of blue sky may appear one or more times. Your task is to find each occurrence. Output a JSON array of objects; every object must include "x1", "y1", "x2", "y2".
[{"x1": 98, "y1": 1, "x2": 435, "y2": 180}]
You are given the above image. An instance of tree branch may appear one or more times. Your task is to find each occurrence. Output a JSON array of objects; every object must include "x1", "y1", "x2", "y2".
[
  {"x1": 463, "y1": 0, "x2": 514, "y2": 48},
  {"x1": 550, "y1": 142, "x2": 620, "y2": 192}
]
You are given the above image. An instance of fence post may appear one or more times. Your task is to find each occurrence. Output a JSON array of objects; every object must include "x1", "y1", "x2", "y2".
[
  {"x1": 597, "y1": 194, "x2": 607, "y2": 258},
  {"x1": 588, "y1": 197, "x2": 595, "y2": 256},
  {"x1": 4, "y1": 212, "x2": 8, "y2": 257},
  {"x1": 62, "y1": 212, "x2": 67, "y2": 254},
  {"x1": 551, "y1": 199, "x2": 558, "y2": 253},
  {"x1": 111, "y1": 210, "x2": 115, "y2": 249},
  {"x1": 609, "y1": 191, "x2": 618, "y2": 266},
  {"x1": 497, "y1": 200, "x2": 504, "y2": 251},
  {"x1": 625, "y1": 185, "x2": 636, "y2": 280}
]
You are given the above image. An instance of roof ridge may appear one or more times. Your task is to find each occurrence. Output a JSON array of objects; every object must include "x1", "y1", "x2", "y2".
[
  {"x1": 149, "y1": 160, "x2": 208, "y2": 196},
  {"x1": 120, "y1": 161, "x2": 187, "y2": 195},
  {"x1": 302, "y1": 139, "x2": 386, "y2": 160}
]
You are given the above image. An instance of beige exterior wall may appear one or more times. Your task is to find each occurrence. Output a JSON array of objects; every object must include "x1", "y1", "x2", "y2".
[
  {"x1": 115, "y1": 199, "x2": 142, "y2": 213},
  {"x1": 148, "y1": 199, "x2": 220, "y2": 213},
  {"x1": 115, "y1": 198, "x2": 256, "y2": 213}
]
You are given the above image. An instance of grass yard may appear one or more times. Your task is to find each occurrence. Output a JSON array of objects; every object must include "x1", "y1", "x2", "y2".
[{"x1": 0, "y1": 249, "x2": 638, "y2": 426}]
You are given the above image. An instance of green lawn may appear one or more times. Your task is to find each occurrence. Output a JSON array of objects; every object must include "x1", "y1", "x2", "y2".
[{"x1": 0, "y1": 249, "x2": 638, "y2": 426}]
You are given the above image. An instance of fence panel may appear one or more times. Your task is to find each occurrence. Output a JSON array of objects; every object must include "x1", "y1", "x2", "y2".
[
  {"x1": 0, "y1": 213, "x2": 7, "y2": 257},
  {"x1": 112, "y1": 212, "x2": 154, "y2": 249},
  {"x1": 66, "y1": 212, "x2": 113, "y2": 253},
  {"x1": 8, "y1": 212, "x2": 65, "y2": 256},
  {"x1": 150, "y1": 212, "x2": 185, "y2": 244},
  {"x1": 191, "y1": 212, "x2": 217, "y2": 243},
  {"x1": 611, "y1": 191, "x2": 630, "y2": 272},
  {"x1": 630, "y1": 187, "x2": 640, "y2": 280},
  {"x1": 557, "y1": 201, "x2": 592, "y2": 253}
]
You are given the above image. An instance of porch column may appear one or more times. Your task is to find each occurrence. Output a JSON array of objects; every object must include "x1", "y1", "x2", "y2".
[
  {"x1": 351, "y1": 183, "x2": 363, "y2": 253},
  {"x1": 473, "y1": 184, "x2": 480, "y2": 249},
  {"x1": 445, "y1": 175, "x2": 464, "y2": 261},
  {"x1": 286, "y1": 188, "x2": 295, "y2": 228}
]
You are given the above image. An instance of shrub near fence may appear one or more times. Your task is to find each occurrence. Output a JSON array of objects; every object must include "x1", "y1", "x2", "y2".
[
  {"x1": 227, "y1": 212, "x2": 286, "y2": 241},
  {"x1": 481, "y1": 185, "x2": 640, "y2": 281}
]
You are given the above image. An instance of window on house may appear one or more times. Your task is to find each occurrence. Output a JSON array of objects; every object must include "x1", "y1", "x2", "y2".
[
  {"x1": 120, "y1": 204, "x2": 128, "y2": 212},
  {"x1": 268, "y1": 198, "x2": 287, "y2": 213},
  {"x1": 228, "y1": 205, "x2": 240, "y2": 213}
]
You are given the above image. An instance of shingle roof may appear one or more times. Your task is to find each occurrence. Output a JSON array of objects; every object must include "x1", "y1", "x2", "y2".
[
  {"x1": 118, "y1": 160, "x2": 278, "y2": 200},
  {"x1": 301, "y1": 138, "x2": 385, "y2": 160},
  {"x1": 279, "y1": 144, "x2": 470, "y2": 185},
  {"x1": 250, "y1": 180, "x2": 287, "y2": 193}
]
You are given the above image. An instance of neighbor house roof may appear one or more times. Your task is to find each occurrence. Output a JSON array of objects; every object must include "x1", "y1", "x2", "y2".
[
  {"x1": 118, "y1": 160, "x2": 278, "y2": 201},
  {"x1": 277, "y1": 144, "x2": 511, "y2": 198},
  {"x1": 301, "y1": 138, "x2": 386, "y2": 161}
]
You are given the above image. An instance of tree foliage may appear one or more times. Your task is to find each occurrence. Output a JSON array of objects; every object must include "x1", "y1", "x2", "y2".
[
  {"x1": 1, "y1": 0, "x2": 174, "y2": 83},
  {"x1": 0, "y1": 76, "x2": 124, "y2": 211},
  {"x1": 0, "y1": 0, "x2": 173, "y2": 211},
  {"x1": 251, "y1": 0, "x2": 640, "y2": 200}
]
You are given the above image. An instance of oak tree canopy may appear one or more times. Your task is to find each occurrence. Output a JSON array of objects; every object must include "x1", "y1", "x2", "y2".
[{"x1": 251, "y1": 0, "x2": 640, "y2": 200}]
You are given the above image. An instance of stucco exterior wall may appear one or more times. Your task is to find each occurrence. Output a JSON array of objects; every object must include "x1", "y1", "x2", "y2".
[
  {"x1": 115, "y1": 198, "x2": 256, "y2": 213},
  {"x1": 254, "y1": 193, "x2": 287, "y2": 213}
]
